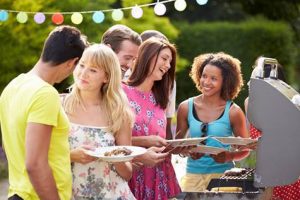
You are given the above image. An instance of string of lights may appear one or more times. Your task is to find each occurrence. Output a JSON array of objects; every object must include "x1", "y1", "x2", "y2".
[{"x1": 0, "y1": 0, "x2": 208, "y2": 25}]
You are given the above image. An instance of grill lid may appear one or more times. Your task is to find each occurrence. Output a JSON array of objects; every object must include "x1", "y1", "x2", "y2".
[{"x1": 248, "y1": 57, "x2": 300, "y2": 187}]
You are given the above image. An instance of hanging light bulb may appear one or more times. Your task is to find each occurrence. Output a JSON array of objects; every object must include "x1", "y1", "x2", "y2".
[
  {"x1": 0, "y1": 10, "x2": 9, "y2": 21},
  {"x1": 112, "y1": 9, "x2": 124, "y2": 21},
  {"x1": 174, "y1": 0, "x2": 187, "y2": 11},
  {"x1": 93, "y1": 11, "x2": 105, "y2": 23},
  {"x1": 16, "y1": 12, "x2": 28, "y2": 23},
  {"x1": 52, "y1": 13, "x2": 64, "y2": 25},
  {"x1": 131, "y1": 5, "x2": 143, "y2": 19},
  {"x1": 196, "y1": 0, "x2": 208, "y2": 5},
  {"x1": 154, "y1": 2, "x2": 166, "y2": 16},
  {"x1": 34, "y1": 12, "x2": 46, "y2": 24},
  {"x1": 71, "y1": 12, "x2": 83, "y2": 24}
]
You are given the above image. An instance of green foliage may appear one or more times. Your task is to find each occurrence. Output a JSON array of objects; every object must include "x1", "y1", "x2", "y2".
[
  {"x1": 0, "y1": 0, "x2": 178, "y2": 146},
  {"x1": 166, "y1": 0, "x2": 249, "y2": 23},
  {"x1": 0, "y1": 163, "x2": 8, "y2": 180},
  {"x1": 236, "y1": 151, "x2": 257, "y2": 168},
  {"x1": 0, "y1": 147, "x2": 8, "y2": 180},
  {"x1": 166, "y1": 0, "x2": 300, "y2": 90},
  {"x1": 0, "y1": 0, "x2": 178, "y2": 93},
  {"x1": 175, "y1": 18, "x2": 297, "y2": 108},
  {"x1": 238, "y1": 0, "x2": 300, "y2": 22}
]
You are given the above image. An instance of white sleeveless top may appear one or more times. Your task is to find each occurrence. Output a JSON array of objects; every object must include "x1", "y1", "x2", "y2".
[{"x1": 69, "y1": 123, "x2": 136, "y2": 200}]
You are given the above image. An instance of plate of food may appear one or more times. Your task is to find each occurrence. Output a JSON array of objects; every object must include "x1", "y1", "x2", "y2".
[
  {"x1": 213, "y1": 137, "x2": 257, "y2": 146},
  {"x1": 190, "y1": 145, "x2": 227, "y2": 155},
  {"x1": 166, "y1": 137, "x2": 208, "y2": 147},
  {"x1": 86, "y1": 146, "x2": 147, "y2": 162}
]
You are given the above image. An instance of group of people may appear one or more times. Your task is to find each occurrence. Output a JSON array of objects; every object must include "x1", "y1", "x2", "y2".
[{"x1": 0, "y1": 24, "x2": 298, "y2": 200}]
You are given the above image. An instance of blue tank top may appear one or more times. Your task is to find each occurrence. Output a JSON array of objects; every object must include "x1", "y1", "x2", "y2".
[{"x1": 186, "y1": 97, "x2": 234, "y2": 174}]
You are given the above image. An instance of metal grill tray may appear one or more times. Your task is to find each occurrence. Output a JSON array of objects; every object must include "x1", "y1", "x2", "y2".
[{"x1": 206, "y1": 168, "x2": 259, "y2": 192}]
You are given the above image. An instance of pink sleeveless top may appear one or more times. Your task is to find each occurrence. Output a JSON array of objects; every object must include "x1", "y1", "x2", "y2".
[{"x1": 122, "y1": 84, "x2": 181, "y2": 200}]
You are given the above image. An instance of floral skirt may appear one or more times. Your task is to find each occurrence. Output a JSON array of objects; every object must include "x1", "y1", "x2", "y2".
[{"x1": 129, "y1": 156, "x2": 181, "y2": 200}]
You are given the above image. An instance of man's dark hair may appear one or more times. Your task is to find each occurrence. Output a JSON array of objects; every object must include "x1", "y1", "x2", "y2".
[
  {"x1": 101, "y1": 25, "x2": 141, "y2": 53},
  {"x1": 41, "y1": 25, "x2": 87, "y2": 66},
  {"x1": 140, "y1": 30, "x2": 168, "y2": 42}
]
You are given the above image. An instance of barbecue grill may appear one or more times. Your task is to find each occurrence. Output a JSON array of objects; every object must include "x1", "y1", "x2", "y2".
[
  {"x1": 206, "y1": 168, "x2": 258, "y2": 193},
  {"x1": 181, "y1": 168, "x2": 263, "y2": 200},
  {"x1": 247, "y1": 57, "x2": 300, "y2": 188}
]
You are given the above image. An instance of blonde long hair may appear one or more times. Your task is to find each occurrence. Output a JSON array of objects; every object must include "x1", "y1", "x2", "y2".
[{"x1": 64, "y1": 44, "x2": 134, "y2": 135}]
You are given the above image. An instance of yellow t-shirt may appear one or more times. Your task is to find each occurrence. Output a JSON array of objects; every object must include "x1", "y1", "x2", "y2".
[{"x1": 0, "y1": 73, "x2": 71, "y2": 200}]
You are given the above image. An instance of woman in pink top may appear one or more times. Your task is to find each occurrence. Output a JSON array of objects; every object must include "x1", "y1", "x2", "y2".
[{"x1": 122, "y1": 38, "x2": 180, "y2": 200}]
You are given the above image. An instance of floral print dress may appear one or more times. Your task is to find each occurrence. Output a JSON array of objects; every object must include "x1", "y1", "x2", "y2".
[
  {"x1": 122, "y1": 84, "x2": 181, "y2": 200},
  {"x1": 69, "y1": 123, "x2": 136, "y2": 200}
]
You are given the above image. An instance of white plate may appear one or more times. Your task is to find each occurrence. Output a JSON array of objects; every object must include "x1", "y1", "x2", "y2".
[
  {"x1": 86, "y1": 146, "x2": 147, "y2": 162},
  {"x1": 190, "y1": 145, "x2": 227, "y2": 155},
  {"x1": 166, "y1": 137, "x2": 208, "y2": 147},
  {"x1": 213, "y1": 137, "x2": 257, "y2": 146}
]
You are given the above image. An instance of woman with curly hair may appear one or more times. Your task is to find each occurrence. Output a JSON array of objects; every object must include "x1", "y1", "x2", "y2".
[{"x1": 176, "y1": 52, "x2": 250, "y2": 192}]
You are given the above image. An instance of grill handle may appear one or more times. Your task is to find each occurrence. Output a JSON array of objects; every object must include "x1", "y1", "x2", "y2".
[{"x1": 253, "y1": 57, "x2": 278, "y2": 79}]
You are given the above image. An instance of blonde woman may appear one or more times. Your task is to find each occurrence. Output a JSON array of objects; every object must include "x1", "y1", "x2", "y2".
[{"x1": 62, "y1": 44, "x2": 136, "y2": 199}]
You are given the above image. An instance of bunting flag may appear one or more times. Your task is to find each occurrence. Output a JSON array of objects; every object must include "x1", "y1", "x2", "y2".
[{"x1": 0, "y1": 0, "x2": 208, "y2": 25}]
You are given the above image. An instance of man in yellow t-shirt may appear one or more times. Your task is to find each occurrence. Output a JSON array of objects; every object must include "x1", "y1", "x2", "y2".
[{"x1": 0, "y1": 25, "x2": 87, "y2": 200}]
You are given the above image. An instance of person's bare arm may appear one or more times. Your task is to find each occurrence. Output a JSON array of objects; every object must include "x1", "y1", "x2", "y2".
[
  {"x1": 70, "y1": 145, "x2": 96, "y2": 164},
  {"x1": 114, "y1": 119, "x2": 133, "y2": 181},
  {"x1": 175, "y1": 100, "x2": 204, "y2": 158},
  {"x1": 132, "y1": 135, "x2": 167, "y2": 147},
  {"x1": 212, "y1": 105, "x2": 250, "y2": 163},
  {"x1": 228, "y1": 104, "x2": 250, "y2": 160},
  {"x1": 131, "y1": 128, "x2": 169, "y2": 167},
  {"x1": 244, "y1": 97, "x2": 249, "y2": 114},
  {"x1": 25, "y1": 123, "x2": 60, "y2": 200},
  {"x1": 230, "y1": 104, "x2": 249, "y2": 138},
  {"x1": 176, "y1": 100, "x2": 189, "y2": 139},
  {"x1": 133, "y1": 146, "x2": 168, "y2": 167}
]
